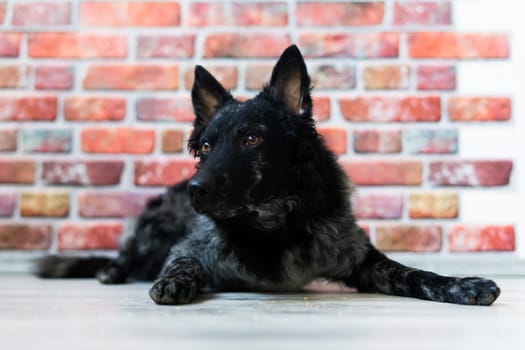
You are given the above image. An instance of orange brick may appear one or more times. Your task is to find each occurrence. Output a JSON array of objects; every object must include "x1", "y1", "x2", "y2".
[
  {"x1": 65, "y1": 97, "x2": 126, "y2": 121},
  {"x1": 0, "y1": 160, "x2": 36, "y2": 184},
  {"x1": 0, "y1": 224, "x2": 52, "y2": 250},
  {"x1": 81, "y1": 128, "x2": 155, "y2": 154},
  {"x1": 84, "y1": 65, "x2": 178, "y2": 90},
  {"x1": 376, "y1": 225, "x2": 442, "y2": 252},
  {"x1": 204, "y1": 33, "x2": 290, "y2": 58},
  {"x1": 340, "y1": 160, "x2": 422, "y2": 185},
  {"x1": 409, "y1": 192, "x2": 458, "y2": 219},
  {"x1": 20, "y1": 191, "x2": 69, "y2": 217},
  {"x1": 449, "y1": 225, "x2": 515, "y2": 252},
  {"x1": 318, "y1": 128, "x2": 347, "y2": 154},
  {"x1": 409, "y1": 32, "x2": 509, "y2": 59},
  {"x1": 28, "y1": 33, "x2": 127, "y2": 58},
  {"x1": 80, "y1": 2, "x2": 180, "y2": 27},
  {"x1": 162, "y1": 130, "x2": 185, "y2": 153},
  {"x1": 0, "y1": 96, "x2": 57, "y2": 121},
  {"x1": 340, "y1": 96, "x2": 440, "y2": 122},
  {"x1": 363, "y1": 65, "x2": 410, "y2": 89},
  {"x1": 135, "y1": 159, "x2": 197, "y2": 186},
  {"x1": 448, "y1": 97, "x2": 511, "y2": 122},
  {"x1": 58, "y1": 222, "x2": 123, "y2": 250}
]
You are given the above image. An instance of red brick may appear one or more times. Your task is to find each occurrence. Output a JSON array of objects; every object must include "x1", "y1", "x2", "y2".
[
  {"x1": 58, "y1": 222, "x2": 122, "y2": 251},
  {"x1": 417, "y1": 65, "x2": 456, "y2": 90},
  {"x1": 376, "y1": 225, "x2": 442, "y2": 252},
  {"x1": 0, "y1": 96, "x2": 57, "y2": 121},
  {"x1": 393, "y1": 1, "x2": 451, "y2": 25},
  {"x1": 299, "y1": 33, "x2": 399, "y2": 58},
  {"x1": 35, "y1": 66, "x2": 73, "y2": 90},
  {"x1": 340, "y1": 160, "x2": 422, "y2": 186},
  {"x1": 20, "y1": 191, "x2": 69, "y2": 217},
  {"x1": 448, "y1": 97, "x2": 511, "y2": 122},
  {"x1": 137, "y1": 34, "x2": 195, "y2": 58},
  {"x1": 0, "y1": 33, "x2": 21, "y2": 57},
  {"x1": 449, "y1": 225, "x2": 515, "y2": 252},
  {"x1": 0, "y1": 160, "x2": 35, "y2": 184},
  {"x1": 352, "y1": 193, "x2": 403, "y2": 219},
  {"x1": 354, "y1": 130, "x2": 401, "y2": 153},
  {"x1": 0, "y1": 224, "x2": 52, "y2": 250},
  {"x1": 81, "y1": 128, "x2": 155, "y2": 154},
  {"x1": 245, "y1": 64, "x2": 273, "y2": 90},
  {"x1": 28, "y1": 33, "x2": 127, "y2": 58},
  {"x1": 409, "y1": 192, "x2": 458, "y2": 219},
  {"x1": 80, "y1": 2, "x2": 180, "y2": 27},
  {"x1": 0, "y1": 193, "x2": 16, "y2": 217},
  {"x1": 313, "y1": 96, "x2": 330, "y2": 122},
  {"x1": 137, "y1": 97, "x2": 194, "y2": 122},
  {"x1": 42, "y1": 160, "x2": 124, "y2": 186},
  {"x1": 0, "y1": 129, "x2": 17, "y2": 152},
  {"x1": 135, "y1": 159, "x2": 198, "y2": 186},
  {"x1": 65, "y1": 97, "x2": 125, "y2": 121},
  {"x1": 84, "y1": 65, "x2": 178, "y2": 90},
  {"x1": 339, "y1": 96, "x2": 440, "y2": 122},
  {"x1": 78, "y1": 191, "x2": 160, "y2": 218},
  {"x1": 162, "y1": 130, "x2": 185, "y2": 153},
  {"x1": 296, "y1": 2, "x2": 383, "y2": 26},
  {"x1": 318, "y1": 128, "x2": 347, "y2": 154},
  {"x1": 409, "y1": 33, "x2": 509, "y2": 59},
  {"x1": 363, "y1": 65, "x2": 410, "y2": 89},
  {"x1": 185, "y1": 66, "x2": 237, "y2": 90},
  {"x1": 429, "y1": 161, "x2": 513, "y2": 187},
  {"x1": 189, "y1": 2, "x2": 287, "y2": 26},
  {"x1": 310, "y1": 65, "x2": 355, "y2": 89},
  {"x1": 0, "y1": 65, "x2": 28, "y2": 88},
  {"x1": 204, "y1": 33, "x2": 290, "y2": 58},
  {"x1": 12, "y1": 2, "x2": 71, "y2": 26}
]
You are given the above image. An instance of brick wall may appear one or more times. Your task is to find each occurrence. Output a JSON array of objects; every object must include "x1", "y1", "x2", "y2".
[{"x1": 0, "y1": 1, "x2": 517, "y2": 270}]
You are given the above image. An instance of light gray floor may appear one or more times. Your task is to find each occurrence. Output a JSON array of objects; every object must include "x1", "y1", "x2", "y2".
[{"x1": 0, "y1": 276, "x2": 523, "y2": 350}]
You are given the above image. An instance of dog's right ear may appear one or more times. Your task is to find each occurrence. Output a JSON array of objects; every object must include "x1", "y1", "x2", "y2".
[
  {"x1": 268, "y1": 45, "x2": 311, "y2": 115},
  {"x1": 191, "y1": 66, "x2": 233, "y2": 127}
]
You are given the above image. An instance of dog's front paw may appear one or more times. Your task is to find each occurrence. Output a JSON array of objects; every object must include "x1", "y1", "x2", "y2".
[
  {"x1": 449, "y1": 277, "x2": 501, "y2": 306},
  {"x1": 149, "y1": 277, "x2": 198, "y2": 305}
]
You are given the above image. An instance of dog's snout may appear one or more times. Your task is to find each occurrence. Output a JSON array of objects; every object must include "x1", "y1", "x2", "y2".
[
  {"x1": 189, "y1": 180, "x2": 208, "y2": 198},
  {"x1": 188, "y1": 180, "x2": 209, "y2": 212}
]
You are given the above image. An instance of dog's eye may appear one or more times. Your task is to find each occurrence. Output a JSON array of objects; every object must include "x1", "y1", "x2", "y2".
[
  {"x1": 201, "y1": 142, "x2": 211, "y2": 154},
  {"x1": 244, "y1": 134, "x2": 261, "y2": 146}
]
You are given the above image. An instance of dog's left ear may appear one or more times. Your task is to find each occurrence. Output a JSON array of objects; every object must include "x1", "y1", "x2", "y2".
[
  {"x1": 268, "y1": 45, "x2": 312, "y2": 115},
  {"x1": 191, "y1": 66, "x2": 233, "y2": 127}
]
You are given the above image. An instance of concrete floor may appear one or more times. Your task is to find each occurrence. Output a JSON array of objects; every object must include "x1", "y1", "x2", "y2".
[{"x1": 0, "y1": 276, "x2": 523, "y2": 350}]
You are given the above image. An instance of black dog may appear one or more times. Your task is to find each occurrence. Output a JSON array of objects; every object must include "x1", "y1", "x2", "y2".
[{"x1": 36, "y1": 45, "x2": 500, "y2": 306}]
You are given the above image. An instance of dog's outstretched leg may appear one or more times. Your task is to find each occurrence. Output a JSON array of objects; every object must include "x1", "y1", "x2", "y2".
[
  {"x1": 345, "y1": 246, "x2": 500, "y2": 306},
  {"x1": 149, "y1": 257, "x2": 206, "y2": 305}
]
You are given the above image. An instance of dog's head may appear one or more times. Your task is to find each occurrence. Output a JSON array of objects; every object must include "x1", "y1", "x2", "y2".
[{"x1": 187, "y1": 45, "x2": 318, "y2": 228}]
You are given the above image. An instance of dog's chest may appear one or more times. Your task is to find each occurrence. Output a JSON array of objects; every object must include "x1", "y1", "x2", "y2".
[{"x1": 209, "y1": 245, "x2": 317, "y2": 291}]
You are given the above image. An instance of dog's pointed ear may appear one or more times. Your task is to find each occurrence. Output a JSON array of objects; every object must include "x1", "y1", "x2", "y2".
[
  {"x1": 268, "y1": 45, "x2": 311, "y2": 115},
  {"x1": 191, "y1": 66, "x2": 232, "y2": 126}
]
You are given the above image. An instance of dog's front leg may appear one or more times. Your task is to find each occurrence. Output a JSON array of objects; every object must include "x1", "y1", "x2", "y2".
[
  {"x1": 149, "y1": 257, "x2": 206, "y2": 305},
  {"x1": 345, "y1": 246, "x2": 501, "y2": 306}
]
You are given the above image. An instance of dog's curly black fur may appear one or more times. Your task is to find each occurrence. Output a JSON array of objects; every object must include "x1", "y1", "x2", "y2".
[{"x1": 35, "y1": 45, "x2": 500, "y2": 306}]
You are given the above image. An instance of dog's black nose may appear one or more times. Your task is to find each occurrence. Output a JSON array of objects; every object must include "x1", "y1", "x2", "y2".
[{"x1": 188, "y1": 180, "x2": 209, "y2": 212}]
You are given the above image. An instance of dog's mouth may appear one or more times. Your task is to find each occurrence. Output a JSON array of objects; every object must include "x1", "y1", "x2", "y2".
[{"x1": 194, "y1": 195, "x2": 301, "y2": 231}]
